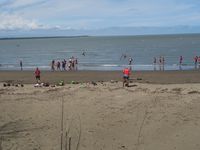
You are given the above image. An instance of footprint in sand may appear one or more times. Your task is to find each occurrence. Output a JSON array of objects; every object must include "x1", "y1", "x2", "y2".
[{"x1": 171, "y1": 88, "x2": 182, "y2": 94}]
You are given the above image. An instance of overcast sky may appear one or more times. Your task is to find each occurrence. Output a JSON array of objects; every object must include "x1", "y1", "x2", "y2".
[{"x1": 0, "y1": 0, "x2": 200, "y2": 31}]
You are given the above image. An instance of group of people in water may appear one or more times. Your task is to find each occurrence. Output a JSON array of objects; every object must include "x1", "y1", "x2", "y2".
[
  {"x1": 152, "y1": 55, "x2": 200, "y2": 70},
  {"x1": 122, "y1": 55, "x2": 200, "y2": 71},
  {"x1": 19, "y1": 54, "x2": 200, "y2": 72},
  {"x1": 153, "y1": 55, "x2": 200, "y2": 68},
  {"x1": 193, "y1": 56, "x2": 200, "y2": 68},
  {"x1": 51, "y1": 56, "x2": 78, "y2": 71}
]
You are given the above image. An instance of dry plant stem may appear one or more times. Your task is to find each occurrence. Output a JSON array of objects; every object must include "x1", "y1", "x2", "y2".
[{"x1": 136, "y1": 106, "x2": 148, "y2": 150}]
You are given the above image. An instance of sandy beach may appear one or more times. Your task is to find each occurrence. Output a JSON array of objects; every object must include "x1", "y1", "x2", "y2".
[
  {"x1": 0, "y1": 70, "x2": 200, "y2": 84},
  {"x1": 0, "y1": 70, "x2": 200, "y2": 150}
]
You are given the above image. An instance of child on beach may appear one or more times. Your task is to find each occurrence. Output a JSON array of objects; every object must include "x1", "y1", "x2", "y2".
[
  {"x1": 123, "y1": 67, "x2": 130, "y2": 87},
  {"x1": 35, "y1": 67, "x2": 41, "y2": 83}
]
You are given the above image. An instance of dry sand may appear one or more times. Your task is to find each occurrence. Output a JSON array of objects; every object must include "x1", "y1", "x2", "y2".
[{"x1": 0, "y1": 70, "x2": 200, "y2": 150}]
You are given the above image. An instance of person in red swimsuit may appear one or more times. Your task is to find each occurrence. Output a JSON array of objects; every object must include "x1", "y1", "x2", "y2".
[
  {"x1": 35, "y1": 67, "x2": 41, "y2": 83},
  {"x1": 123, "y1": 68, "x2": 130, "y2": 87}
]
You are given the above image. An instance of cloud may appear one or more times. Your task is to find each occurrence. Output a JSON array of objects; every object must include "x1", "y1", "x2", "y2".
[
  {"x1": 0, "y1": 0, "x2": 15, "y2": 8},
  {"x1": 0, "y1": 13, "x2": 48, "y2": 30},
  {"x1": 0, "y1": 0, "x2": 200, "y2": 31},
  {"x1": 0, "y1": 0, "x2": 49, "y2": 9}
]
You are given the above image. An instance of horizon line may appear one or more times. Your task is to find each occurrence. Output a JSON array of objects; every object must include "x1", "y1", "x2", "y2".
[{"x1": 1, "y1": 33, "x2": 200, "y2": 40}]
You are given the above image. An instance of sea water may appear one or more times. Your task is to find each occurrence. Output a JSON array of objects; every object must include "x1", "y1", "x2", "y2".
[{"x1": 0, "y1": 34, "x2": 200, "y2": 71}]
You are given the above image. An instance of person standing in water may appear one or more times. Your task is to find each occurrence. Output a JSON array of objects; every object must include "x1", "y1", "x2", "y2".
[
  {"x1": 179, "y1": 56, "x2": 183, "y2": 70},
  {"x1": 82, "y1": 51, "x2": 86, "y2": 56},
  {"x1": 57, "y1": 61, "x2": 61, "y2": 71},
  {"x1": 162, "y1": 56, "x2": 165, "y2": 71},
  {"x1": 198, "y1": 56, "x2": 200, "y2": 68},
  {"x1": 179, "y1": 56, "x2": 183, "y2": 65},
  {"x1": 194, "y1": 56, "x2": 198, "y2": 69},
  {"x1": 153, "y1": 57, "x2": 157, "y2": 71},
  {"x1": 153, "y1": 57, "x2": 157, "y2": 65},
  {"x1": 20, "y1": 60, "x2": 23, "y2": 71},
  {"x1": 129, "y1": 57, "x2": 133, "y2": 65},
  {"x1": 159, "y1": 56, "x2": 162, "y2": 71},
  {"x1": 51, "y1": 60, "x2": 55, "y2": 71}
]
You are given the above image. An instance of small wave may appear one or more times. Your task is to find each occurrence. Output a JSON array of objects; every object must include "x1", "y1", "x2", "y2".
[
  {"x1": 134, "y1": 64, "x2": 153, "y2": 67},
  {"x1": 7, "y1": 65, "x2": 15, "y2": 68},
  {"x1": 0, "y1": 64, "x2": 16, "y2": 68},
  {"x1": 101, "y1": 64, "x2": 119, "y2": 67},
  {"x1": 23, "y1": 66, "x2": 50, "y2": 69},
  {"x1": 172, "y1": 63, "x2": 189, "y2": 66}
]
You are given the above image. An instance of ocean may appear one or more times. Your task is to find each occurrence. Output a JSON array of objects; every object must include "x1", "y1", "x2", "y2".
[{"x1": 0, "y1": 34, "x2": 200, "y2": 71}]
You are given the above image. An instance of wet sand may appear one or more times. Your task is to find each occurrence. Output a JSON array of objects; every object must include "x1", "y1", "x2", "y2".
[{"x1": 0, "y1": 70, "x2": 200, "y2": 84}]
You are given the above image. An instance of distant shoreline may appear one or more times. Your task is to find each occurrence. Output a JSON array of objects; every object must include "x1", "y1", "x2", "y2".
[
  {"x1": 1, "y1": 33, "x2": 200, "y2": 40},
  {"x1": 0, "y1": 35, "x2": 90, "y2": 40}
]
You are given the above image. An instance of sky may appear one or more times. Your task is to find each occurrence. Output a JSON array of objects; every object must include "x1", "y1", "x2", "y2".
[{"x1": 0, "y1": 0, "x2": 200, "y2": 31}]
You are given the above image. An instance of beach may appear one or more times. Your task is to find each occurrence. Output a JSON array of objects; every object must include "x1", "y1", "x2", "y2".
[
  {"x1": 0, "y1": 70, "x2": 200, "y2": 84},
  {"x1": 0, "y1": 70, "x2": 200, "y2": 150}
]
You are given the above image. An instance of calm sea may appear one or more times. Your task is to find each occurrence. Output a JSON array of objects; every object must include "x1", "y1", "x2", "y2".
[{"x1": 0, "y1": 34, "x2": 200, "y2": 71}]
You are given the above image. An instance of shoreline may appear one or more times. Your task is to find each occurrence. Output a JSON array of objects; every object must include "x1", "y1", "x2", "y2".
[
  {"x1": 0, "y1": 70, "x2": 200, "y2": 84},
  {"x1": 0, "y1": 63, "x2": 197, "y2": 71}
]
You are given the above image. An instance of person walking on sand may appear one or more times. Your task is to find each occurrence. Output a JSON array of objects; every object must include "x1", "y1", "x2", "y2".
[
  {"x1": 35, "y1": 67, "x2": 41, "y2": 83},
  {"x1": 123, "y1": 67, "x2": 130, "y2": 87}
]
